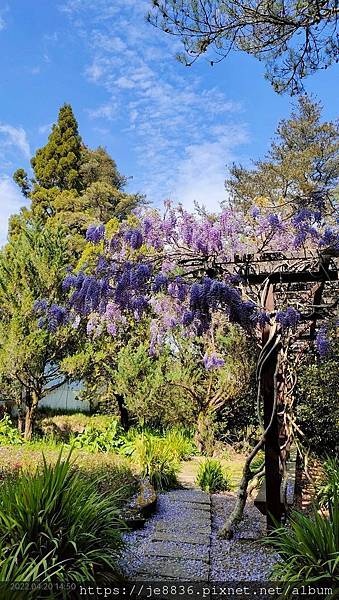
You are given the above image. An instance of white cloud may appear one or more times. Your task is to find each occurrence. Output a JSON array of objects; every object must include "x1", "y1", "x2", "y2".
[
  {"x1": 0, "y1": 4, "x2": 8, "y2": 32},
  {"x1": 63, "y1": 0, "x2": 248, "y2": 209},
  {"x1": 86, "y1": 102, "x2": 117, "y2": 120},
  {"x1": 0, "y1": 175, "x2": 25, "y2": 247},
  {"x1": 172, "y1": 127, "x2": 248, "y2": 212},
  {"x1": 0, "y1": 124, "x2": 31, "y2": 159},
  {"x1": 38, "y1": 123, "x2": 52, "y2": 135}
]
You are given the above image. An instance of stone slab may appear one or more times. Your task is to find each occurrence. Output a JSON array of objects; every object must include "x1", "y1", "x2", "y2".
[
  {"x1": 169, "y1": 491, "x2": 210, "y2": 504},
  {"x1": 137, "y1": 557, "x2": 209, "y2": 580},
  {"x1": 155, "y1": 522, "x2": 211, "y2": 535},
  {"x1": 152, "y1": 531, "x2": 210, "y2": 545},
  {"x1": 171, "y1": 504, "x2": 211, "y2": 520},
  {"x1": 147, "y1": 542, "x2": 209, "y2": 563}
]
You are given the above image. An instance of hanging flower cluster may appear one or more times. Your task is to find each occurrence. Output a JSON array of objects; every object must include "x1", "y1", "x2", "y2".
[{"x1": 37, "y1": 201, "x2": 338, "y2": 362}]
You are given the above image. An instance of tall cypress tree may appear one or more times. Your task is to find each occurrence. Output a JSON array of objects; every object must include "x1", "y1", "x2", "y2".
[
  {"x1": 31, "y1": 104, "x2": 83, "y2": 191},
  {"x1": 11, "y1": 103, "x2": 145, "y2": 250}
]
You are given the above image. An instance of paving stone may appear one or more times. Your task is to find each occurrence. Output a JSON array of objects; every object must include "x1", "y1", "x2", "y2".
[
  {"x1": 169, "y1": 491, "x2": 210, "y2": 504},
  {"x1": 152, "y1": 530, "x2": 211, "y2": 545},
  {"x1": 137, "y1": 557, "x2": 209, "y2": 580},
  {"x1": 169, "y1": 505, "x2": 211, "y2": 517},
  {"x1": 148, "y1": 542, "x2": 209, "y2": 562},
  {"x1": 155, "y1": 521, "x2": 211, "y2": 535}
]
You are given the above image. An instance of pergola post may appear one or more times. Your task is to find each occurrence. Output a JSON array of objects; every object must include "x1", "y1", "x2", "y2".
[{"x1": 262, "y1": 283, "x2": 283, "y2": 529}]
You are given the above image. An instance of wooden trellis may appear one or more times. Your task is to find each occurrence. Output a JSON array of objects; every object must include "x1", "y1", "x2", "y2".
[
  {"x1": 176, "y1": 247, "x2": 338, "y2": 529},
  {"x1": 233, "y1": 250, "x2": 339, "y2": 527}
]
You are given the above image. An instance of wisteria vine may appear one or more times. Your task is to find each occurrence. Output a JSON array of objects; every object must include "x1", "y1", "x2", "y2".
[{"x1": 35, "y1": 202, "x2": 339, "y2": 362}]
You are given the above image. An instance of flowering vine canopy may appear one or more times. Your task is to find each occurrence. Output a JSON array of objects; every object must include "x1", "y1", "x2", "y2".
[{"x1": 35, "y1": 201, "x2": 339, "y2": 362}]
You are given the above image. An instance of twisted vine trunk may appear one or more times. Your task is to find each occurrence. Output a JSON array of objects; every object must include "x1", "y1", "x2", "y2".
[{"x1": 219, "y1": 322, "x2": 282, "y2": 539}]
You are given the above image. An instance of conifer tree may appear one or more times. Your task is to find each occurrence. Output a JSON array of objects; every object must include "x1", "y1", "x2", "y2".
[
  {"x1": 11, "y1": 104, "x2": 144, "y2": 250},
  {"x1": 31, "y1": 104, "x2": 83, "y2": 191},
  {"x1": 226, "y1": 96, "x2": 339, "y2": 214}
]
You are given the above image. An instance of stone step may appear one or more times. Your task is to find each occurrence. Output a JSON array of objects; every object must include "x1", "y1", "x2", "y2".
[
  {"x1": 147, "y1": 542, "x2": 210, "y2": 563},
  {"x1": 137, "y1": 557, "x2": 209, "y2": 580},
  {"x1": 152, "y1": 530, "x2": 211, "y2": 545},
  {"x1": 169, "y1": 491, "x2": 210, "y2": 504},
  {"x1": 155, "y1": 521, "x2": 211, "y2": 535}
]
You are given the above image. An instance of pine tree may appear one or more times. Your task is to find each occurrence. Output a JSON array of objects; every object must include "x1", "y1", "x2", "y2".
[{"x1": 226, "y1": 96, "x2": 339, "y2": 214}]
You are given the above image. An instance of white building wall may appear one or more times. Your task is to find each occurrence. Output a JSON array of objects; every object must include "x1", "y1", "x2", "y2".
[{"x1": 40, "y1": 380, "x2": 90, "y2": 412}]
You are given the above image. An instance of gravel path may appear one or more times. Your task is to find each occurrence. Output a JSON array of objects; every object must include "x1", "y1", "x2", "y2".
[
  {"x1": 210, "y1": 492, "x2": 278, "y2": 581},
  {"x1": 119, "y1": 489, "x2": 278, "y2": 581}
]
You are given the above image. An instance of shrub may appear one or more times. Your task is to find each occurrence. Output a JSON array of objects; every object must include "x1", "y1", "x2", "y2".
[
  {"x1": 296, "y1": 355, "x2": 339, "y2": 457},
  {"x1": 0, "y1": 450, "x2": 126, "y2": 585},
  {"x1": 37, "y1": 413, "x2": 115, "y2": 441},
  {"x1": 196, "y1": 458, "x2": 231, "y2": 493},
  {"x1": 71, "y1": 418, "x2": 122, "y2": 452},
  {"x1": 132, "y1": 433, "x2": 179, "y2": 490},
  {"x1": 317, "y1": 457, "x2": 339, "y2": 508},
  {"x1": 163, "y1": 427, "x2": 196, "y2": 460},
  {"x1": 0, "y1": 415, "x2": 23, "y2": 446},
  {"x1": 267, "y1": 498, "x2": 339, "y2": 587}
]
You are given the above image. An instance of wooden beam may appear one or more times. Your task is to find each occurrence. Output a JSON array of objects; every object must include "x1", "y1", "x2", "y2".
[{"x1": 244, "y1": 270, "x2": 338, "y2": 285}]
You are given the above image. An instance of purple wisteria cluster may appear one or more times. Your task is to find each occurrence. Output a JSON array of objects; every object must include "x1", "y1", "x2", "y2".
[
  {"x1": 36, "y1": 201, "x2": 338, "y2": 361},
  {"x1": 316, "y1": 326, "x2": 331, "y2": 358}
]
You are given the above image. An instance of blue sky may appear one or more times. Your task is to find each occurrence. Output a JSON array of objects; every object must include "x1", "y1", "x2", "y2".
[{"x1": 0, "y1": 0, "x2": 338, "y2": 245}]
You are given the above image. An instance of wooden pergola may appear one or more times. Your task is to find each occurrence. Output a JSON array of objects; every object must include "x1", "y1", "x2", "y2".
[
  {"x1": 176, "y1": 245, "x2": 338, "y2": 530},
  {"x1": 231, "y1": 250, "x2": 339, "y2": 527}
]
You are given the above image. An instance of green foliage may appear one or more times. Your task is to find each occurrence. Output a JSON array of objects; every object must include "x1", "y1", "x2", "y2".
[
  {"x1": 80, "y1": 146, "x2": 127, "y2": 191},
  {"x1": 38, "y1": 413, "x2": 116, "y2": 440},
  {"x1": 0, "y1": 224, "x2": 78, "y2": 439},
  {"x1": 71, "y1": 418, "x2": 123, "y2": 452},
  {"x1": 317, "y1": 458, "x2": 339, "y2": 509},
  {"x1": 0, "y1": 451, "x2": 125, "y2": 585},
  {"x1": 227, "y1": 96, "x2": 339, "y2": 215},
  {"x1": 12, "y1": 168, "x2": 30, "y2": 197},
  {"x1": 163, "y1": 428, "x2": 196, "y2": 460},
  {"x1": 131, "y1": 433, "x2": 179, "y2": 490},
  {"x1": 31, "y1": 104, "x2": 83, "y2": 191},
  {"x1": 267, "y1": 499, "x2": 339, "y2": 587},
  {"x1": 0, "y1": 415, "x2": 23, "y2": 446},
  {"x1": 119, "y1": 427, "x2": 195, "y2": 461},
  {"x1": 196, "y1": 458, "x2": 231, "y2": 493},
  {"x1": 114, "y1": 339, "x2": 195, "y2": 428},
  {"x1": 297, "y1": 352, "x2": 339, "y2": 457},
  {"x1": 12, "y1": 105, "x2": 144, "y2": 255}
]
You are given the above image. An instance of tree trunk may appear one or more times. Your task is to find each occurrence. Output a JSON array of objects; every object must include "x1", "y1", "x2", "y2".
[
  {"x1": 195, "y1": 411, "x2": 215, "y2": 455},
  {"x1": 219, "y1": 325, "x2": 282, "y2": 539},
  {"x1": 24, "y1": 390, "x2": 39, "y2": 441},
  {"x1": 116, "y1": 394, "x2": 130, "y2": 431}
]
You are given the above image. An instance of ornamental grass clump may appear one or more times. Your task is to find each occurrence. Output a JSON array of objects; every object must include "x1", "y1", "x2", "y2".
[
  {"x1": 196, "y1": 458, "x2": 231, "y2": 493},
  {"x1": 163, "y1": 427, "x2": 196, "y2": 460},
  {"x1": 317, "y1": 457, "x2": 339, "y2": 508},
  {"x1": 266, "y1": 496, "x2": 339, "y2": 587},
  {"x1": 0, "y1": 450, "x2": 126, "y2": 584},
  {"x1": 132, "y1": 433, "x2": 179, "y2": 490}
]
